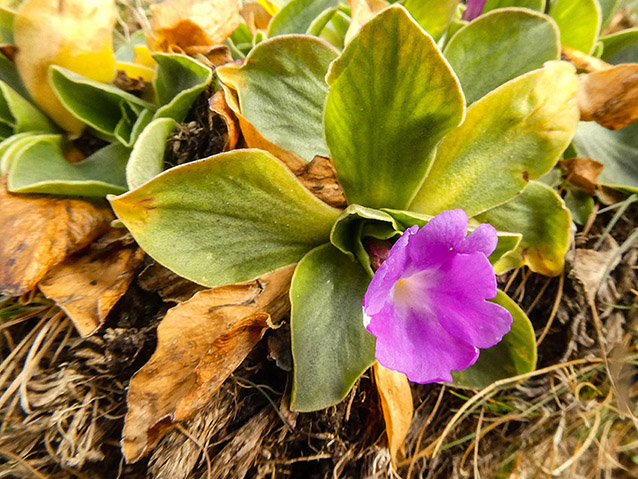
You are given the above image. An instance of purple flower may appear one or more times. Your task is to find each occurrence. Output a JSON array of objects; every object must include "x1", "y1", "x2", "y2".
[
  {"x1": 362, "y1": 210, "x2": 512, "y2": 383},
  {"x1": 463, "y1": 0, "x2": 487, "y2": 21}
]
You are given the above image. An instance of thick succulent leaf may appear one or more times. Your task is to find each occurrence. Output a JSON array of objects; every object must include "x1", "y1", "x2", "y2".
[
  {"x1": 444, "y1": 8, "x2": 560, "y2": 104},
  {"x1": 475, "y1": 181, "x2": 571, "y2": 276},
  {"x1": 572, "y1": 121, "x2": 638, "y2": 193},
  {"x1": 0, "y1": 81, "x2": 57, "y2": 134},
  {"x1": 549, "y1": 0, "x2": 601, "y2": 54},
  {"x1": 126, "y1": 118, "x2": 177, "y2": 190},
  {"x1": 0, "y1": 133, "x2": 57, "y2": 173},
  {"x1": 49, "y1": 66, "x2": 155, "y2": 140},
  {"x1": 7, "y1": 139, "x2": 130, "y2": 196},
  {"x1": 152, "y1": 53, "x2": 212, "y2": 122},
  {"x1": 109, "y1": 149, "x2": 340, "y2": 288},
  {"x1": 452, "y1": 290, "x2": 536, "y2": 388},
  {"x1": 268, "y1": 0, "x2": 339, "y2": 36},
  {"x1": 325, "y1": 5, "x2": 464, "y2": 209},
  {"x1": 410, "y1": 61, "x2": 579, "y2": 217},
  {"x1": 600, "y1": 28, "x2": 638, "y2": 64},
  {"x1": 0, "y1": 54, "x2": 31, "y2": 101},
  {"x1": 382, "y1": 208, "x2": 522, "y2": 266},
  {"x1": 483, "y1": 0, "x2": 545, "y2": 12},
  {"x1": 290, "y1": 243, "x2": 375, "y2": 412},
  {"x1": 217, "y1": 36, "x2": 338, "y2": 163},
  {"x1": 401, "y1": 0, "x2": 458, "y2": 41}
]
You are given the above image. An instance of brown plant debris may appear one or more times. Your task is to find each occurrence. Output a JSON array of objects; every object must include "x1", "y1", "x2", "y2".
[
  {"x1": 209, "y1": 89, "x2": 240, "y2": 152},
  {"x1": 294, "y1": 155, "x2": 348, "y2": 209},
  {"x1": 561, "y1": 45, "x2": 612, "y2": 73},
  {"x1": 559, "y1": 157, "x2": 605, "y2": 195},
  {"x1": 38, "y1": 229, "x2": 145, "y2": 337},
  {"x1": 578, "y1": 64, "x2": 638, "y2": 130},
  {"x1": 121, "y1": 265, "x2": 295, "y2": 463},
  {"x1": 0, "y1": 175, "x2": 113, "y2": 296},
  {"x1": 137, "y1": 261, "x2": 206, "y2": 303}
]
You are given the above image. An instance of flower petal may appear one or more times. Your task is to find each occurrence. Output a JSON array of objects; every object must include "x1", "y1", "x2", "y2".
[
  {"x1": 363, "y1": 225, "x2": 418, "y2": 316},
  {"x1": 458, "y1": 223, "x2": 498, "y2": 257},
  {"x1": 407, "y1": 209, "x2": 469, "y2": 267},
  {"x1": 367, "y1": 300, "x2": 479, "y2": 383}
]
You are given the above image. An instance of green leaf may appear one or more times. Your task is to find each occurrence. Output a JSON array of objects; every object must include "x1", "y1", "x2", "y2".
[
  {"x1": 572, "y1": 121, "x2": 638, "y2": 193},
  {"x1": 598, "y1": 0, "x2": 623, "y2": 28},
  {"x1": 307, "y1": 5, "x2": 351, "y2": 48},
  {"x1": 549, "y1": 0, "x2": 601, "y2": 54},
  {"x1": 49, "y1": 66, "x2": 155, "y2": 139},
  {"x1": 474, "y1": 181, "x2": 571, "y2": 276},
  {"x1": 290, "y1": 243, "x2": 375, "y2": 412},
  {"x1": 410, "y1": 61, "x2": 579, "y2": 217},
  {"x1": 0, "y1": 7, "x2": 15, "y2": 45},
  {"x1": 126, "y1": 117, "x2": 176, "y2": 190},
  {"x1": 7, "y1": 139, "x2": 130, "y2": 197},
  {"x1": 325, "y1": 5, "x2": 464, "y2": 209},
  {"x1": 0, "y1": 54, "x2": 30, "y2": 101},
  {"x1": 268, "y1": 0, "x2": 339, "y2": 36},
  {"x1": 217, "y1": 36, "x2": 338, "y2": 163},
  {"x1": 0, "y1": 132, "x2": 55, "y2": 172},
  {"x1": 600, "y1": 28, "x2": 638, "y2": 64},
  {"x1": 564, "y1": 187, "x2": 594, "y2": 226},
  {"x1": 383, "y1": 208, "x2": 522, "y2": 266},
  {"x1": 152, "y1": 53, "x2": 212, "y2": 122},
  {"x1": 451, "y1": 290, "x2": 536, "y2": 388},
  {"x1": 443, "y1": 8, "x2": 560, "y2": 105},
  {"x1": 483, "y1": 0, "x2": 545, "y2": 12},
  {"x1": 109, "y1": 149, "x2": 340, "y2": 288},
  {"x1": 401, "y1": 0, "x2": 458, "y2": 41},
  {"x1": 0, "y1": 81, "x2": 57, "y2": 133}
]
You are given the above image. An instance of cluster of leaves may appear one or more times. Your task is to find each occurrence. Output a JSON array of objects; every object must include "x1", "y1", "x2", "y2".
[{"x1": 1, "y1": 0, "x2": 638, "y2": 466}]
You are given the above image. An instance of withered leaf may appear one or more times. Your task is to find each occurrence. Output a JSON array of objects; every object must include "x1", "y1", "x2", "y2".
[
  {"x1": 149, "y1": 0, "x2": 242, "y2": 52},
  {"x1": 561, "y1": 45, "x2": 611, "y2": 73},
  {"x1": 137, "y1": 262, "x2": 206, "y2": 303},
  {"x1": 568, "y1": 236, "x2": 620, "y2": 303},
  {"x1": 0, "y1": 175, "x2": 113, "y2": 296},
  {"x1": 294, "y1": 155, "x2": 347, "y2": 209},
  {"x1": 183, "y1": 44, "x2": 233, "y2": 66},
  {"x1": 209, "y1": 89, "x2": 240, "y2": 151},
  {"x1": 578, "y1": 64, "x2": 638, "y2": 130},
  {"x1": 374, "y1": 363, "x2": 413, "y2": 467},
  {"x1": 121, "y1": 265, "x2": 295, "y2": 463},
  {"x1": 38, "y1": 229, "x2": 145, "y2": 337},
  {"x1": 559, "y1": 157, "x2": 604, "y2": 195}
]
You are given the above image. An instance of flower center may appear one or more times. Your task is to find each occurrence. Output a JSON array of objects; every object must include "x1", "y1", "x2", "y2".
[{"x1": 391, "y1": 268, "x2": 439, "y2": 314}]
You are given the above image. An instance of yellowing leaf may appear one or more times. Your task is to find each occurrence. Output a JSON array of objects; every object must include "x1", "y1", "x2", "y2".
[
  {"x1": 121, "y1": 265, "x2": 294, "y2": 462},
  {"x1": 14, "y1": 0, "x2": 117, "y2": 135},
  {"x1": 0, "y1": 175, "x2": 113, "y2": 296},
  {"x1": 149, "y1": 0, "x2": 242, "y2": 52},
  {"x1": 38, "y1": 230, "x2": 145, "y2": 337},
  {"x1": 374, "y1": 363, "x2": 413, "y2": 466}
]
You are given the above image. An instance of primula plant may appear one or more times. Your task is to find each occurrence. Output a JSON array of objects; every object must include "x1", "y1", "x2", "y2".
[{"x1": 110, "y1": 4, "x2": 578, "y2": 413}]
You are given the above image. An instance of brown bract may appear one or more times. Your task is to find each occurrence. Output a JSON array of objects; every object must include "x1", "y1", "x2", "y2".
[
  {"x1": 578, "y1": 64, "x2": 638, "y2": 130},
  {"x1": 559, "y1": 157, "x2": 604, "y2": 195},
  {"x1": 209, "y1": 89, "x2": 240, "y2": 151},
  {"x1": 121, "y1": 265, "x2": 295, "y2": 463},
  {"x1": 149, "y1": 0, "x2": 242, "y2": 52},
  {"x1": 38, "y1": 229, "x2": 145, "y2": 337},
  {"x1": 374, "y1": 363, "x2": 413, "y2": 467},
  {"x1": 294, "y1": 155, "x2": 347, "y2": 209},
  {"x1": 0, "y1": 175, "x2": 113, "y2": 296}
]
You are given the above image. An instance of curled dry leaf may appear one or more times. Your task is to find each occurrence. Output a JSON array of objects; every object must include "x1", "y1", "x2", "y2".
[
  {"x1": 149, "y1": 0, "x2": 242, "y2": 52},
  {"x1": 0, "y1": 175, "x2": 113, "y2": 296},
  {"x1": 240, "y1": 1, "x2": 272, "y2": 33},
  {"x1": 137, "y1": 262, "x2": 206, "y2": 303},
  {"x1": 38, "y1": 229, "x2": 145, "y2": 337},
  {"x1": 220, "y1": 84, "x2": 306, "y2": 171},
  {"x1": 294, "y1": 155, "x2": 347, "y2": 209},
  {"x1": 182, "y1": 44, "x2": 233, "y2": 66},
  {"x1": 561, "y1": 45, "x2": 611, "y2": 73},
  {"x1": 578, "y1": 64, "x2": 638, "y2": 130},
  {"x1": 374, "y1": 363, "x2": 413, "y2": 467},
  {"x1": 209, "y1": 89, "x2": 240, "y2": 151},
  {"x1": 121, "y1": 265, "x2": 295, "y2": 463},
  {"x1": 559, "y1": 157, "x2": 604, "y2": 195},
  {"x1": 568, "y1": 236, "x2": 620, "y2": 303},
  {"x1": 14, "y1": 0, "x2": 116, "y2": 135}
]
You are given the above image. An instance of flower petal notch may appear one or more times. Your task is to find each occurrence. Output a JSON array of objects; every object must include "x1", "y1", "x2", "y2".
[{"x1": 362, "y1": 209, "x2": 513, "y2": 383}]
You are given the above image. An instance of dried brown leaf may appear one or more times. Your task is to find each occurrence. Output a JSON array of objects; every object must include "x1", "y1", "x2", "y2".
[
  {"x1": 183, "y1": 44, "x2": 233, "y2": 66},
  {"x1": 209, "y1": 89, "x2": 240, "y2": 151},
  {"x1": 137, "y1": 262, "x2": 206, "y2": 303},
  {"x1": 559, "y1": 157, "x2": 604, "y2": 195},
  {"x1": 578, "y1": 64, "x2": 638, "y2": 130},
  {"x1": 561, "y1": 45, "x2": 611, "y2": 73},
  {"x1": 121, "y1": 265, "x2": 295, "y2": 463},
  {"x1": 374, "y1": 363, "x2": 413, "y2": 467},
  {"x1": 38, "y1": 229, "x2": 145, "y2": 337},
  {"x1": 294, "y1": 155, "x2": 347, "y2": 209},
  {"x1": 0, "y1": 175, "x2": 113, "y2": 296},
  {"x1": 568, "y1": 237, "x2": 620, "y2": 303},
  {"x1": 240, "y1": 2, "x2": 271, "y2": 34},
  {"x1": 149, "y1": 0, "x2": 242, "y2": 52}
]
